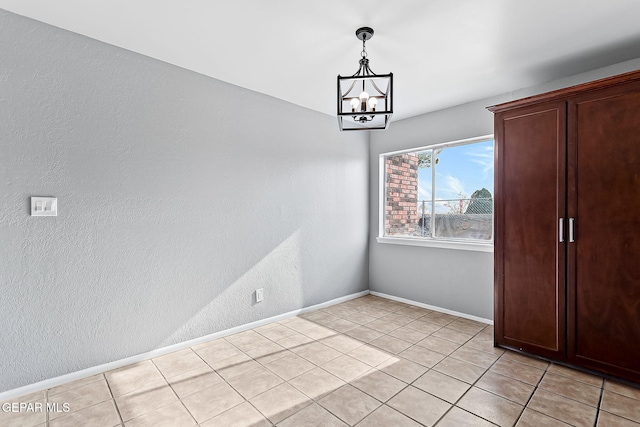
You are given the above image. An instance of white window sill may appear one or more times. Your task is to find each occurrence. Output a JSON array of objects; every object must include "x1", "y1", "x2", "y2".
[{"x1": 376, "y1": 236, "x2": 494, "y2": 252}]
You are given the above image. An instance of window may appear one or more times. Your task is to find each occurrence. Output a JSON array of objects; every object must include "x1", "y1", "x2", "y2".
[{"x1": 378, "y1": 135, "x2": 494, "y2": 251}]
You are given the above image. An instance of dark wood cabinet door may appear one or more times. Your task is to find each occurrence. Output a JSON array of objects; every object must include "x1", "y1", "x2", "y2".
[
  {"x1": 495, "y1": 102, "x2": 567, "y2": 359},
  {"x1": 567, "y1": 83, "x2": 640, "y2": 381}
]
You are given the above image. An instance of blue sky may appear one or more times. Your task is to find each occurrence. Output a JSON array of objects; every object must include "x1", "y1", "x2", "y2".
[{"x1": 417, "y1": 140, "x2": 494, "y2": 210}]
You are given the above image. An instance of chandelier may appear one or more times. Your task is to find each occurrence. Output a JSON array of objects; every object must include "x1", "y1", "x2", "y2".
[{"x1": 337, "y1": 27, "x2": 393, "y2": 131}]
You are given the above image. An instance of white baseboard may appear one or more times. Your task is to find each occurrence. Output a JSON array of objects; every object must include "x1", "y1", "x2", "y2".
[
  {"x1": 370, "y1": 291, "x2": 493, "y2": 325},
  {"x1": 0, "y1": 290, "x2": 370, "y2": 401}
]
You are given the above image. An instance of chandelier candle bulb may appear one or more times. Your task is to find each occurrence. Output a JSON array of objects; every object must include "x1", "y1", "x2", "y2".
[
  {"x1": 351, "y1": 98, "x2": 359, "y2": 112},
  {"x1": 369, "y1": 97, "x2": 378, "y2": 111},
  {"x1": 359, "y1": 91, "x2": 369, "y2": 112}
]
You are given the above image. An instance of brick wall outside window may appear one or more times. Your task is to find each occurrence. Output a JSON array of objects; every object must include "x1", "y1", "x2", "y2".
[{"x1": 385, "y1": 153, "x2": 418, "y2": 236}]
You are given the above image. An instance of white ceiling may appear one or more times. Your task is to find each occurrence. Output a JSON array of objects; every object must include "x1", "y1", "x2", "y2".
[{"x1": 2, "y1": 1, "x2": 640, "y2": 122}]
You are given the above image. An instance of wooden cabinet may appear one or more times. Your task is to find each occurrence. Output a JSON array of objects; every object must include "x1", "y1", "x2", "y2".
[
  {"x1": 493, "y1": 101, "x2": 567, "y2": 361},
  {"x1": 489, "y1": 70, "x2": 640, "y2": 384}
]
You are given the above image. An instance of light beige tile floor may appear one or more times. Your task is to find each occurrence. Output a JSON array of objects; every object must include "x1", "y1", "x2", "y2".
[{"x1": 2, "y1": 294, "x2": 640, "y2": 426}]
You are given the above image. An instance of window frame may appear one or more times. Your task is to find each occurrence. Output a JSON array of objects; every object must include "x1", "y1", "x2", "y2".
[{"x1": 377, "y1": 134, "x2": 495, "y2": 252}]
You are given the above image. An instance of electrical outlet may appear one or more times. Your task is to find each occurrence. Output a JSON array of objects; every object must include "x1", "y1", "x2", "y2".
[{"x1": 255, "y1": 288, "x2": 264, "y2": 303}]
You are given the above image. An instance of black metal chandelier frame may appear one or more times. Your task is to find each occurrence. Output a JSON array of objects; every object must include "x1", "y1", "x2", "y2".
[{"x1": 337, "y1": 27, "x2": 393, "y2": 131}]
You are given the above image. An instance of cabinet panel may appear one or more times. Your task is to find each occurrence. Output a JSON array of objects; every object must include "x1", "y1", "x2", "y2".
[
  {"x1": 495, "y1": 102, "x2": 566, "y2": 358},
  {"x1": 568, "y1": 86, "x2": 640, "y2": 381}
]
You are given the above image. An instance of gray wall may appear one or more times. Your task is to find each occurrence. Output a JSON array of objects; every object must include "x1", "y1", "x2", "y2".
[
  {"x1": 369, "y1": 58, "x2": 640, "y2": 320},
  {"x1": 0, "y1": 10, "x2": 369, "y2": 392}
]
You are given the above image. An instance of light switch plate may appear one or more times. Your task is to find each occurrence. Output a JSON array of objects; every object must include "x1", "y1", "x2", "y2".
[{"x1": 31, "y1": 197, "x2": 57, "y2": 216}]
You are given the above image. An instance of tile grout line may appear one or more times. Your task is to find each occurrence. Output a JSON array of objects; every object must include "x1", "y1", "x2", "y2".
[
  {"x1": 241, "y1": 329, "x2": 361, "y2": 426},
  {"x1": 593, "y1": 385, "x2": 605, "y2": 427},
  {"x1": 598, "y1": 387, "x2": 640, "y2": 424},
  {"x1": 196, "y1": 355, "x2": 275, "y2": 426},
  {"x1": 43, "y1": 374, "x2": 119, "y2": 426},
  {"x1": 245, "y1": 300, "x2": 448, "y2": 424},
  {"x1": 528, "y1": 365, "x2": 606, "y2": 425},
  {"x1": 148, "y1": 357, "x2": 200, "y2": 426},
  {"x1": 422, "y1": 321, "x2": 500, "y2": 425},
  {"x1": 330, "y1": 301, "x2": 499, "y2": 426},
  {"x1": 323, "y1": 309, "x2": 495, "y2": 426},
  {"x1": 507, "y1": 354, "x2": 607, "y2": 426},
  {"x1": 510, "y1": 356, "x2": 550, "y2": 426},
  {"x1": 46, "y1": 376, "x2": 125, "y2": 427},
  {"x1": 429, "y1": 330, "x2": 505, "y2": 427},
  {"x1": 103, "y1": 373, "x2": 125, "y2": 427},
  {"x1": 243, "y1": 303, "x2": 417, "y2": 425},
  {"x1": 44, "y1": 388, "x2": 49, "y2": 427},
  {"x1": 188, "y1": 340, "x2": 273, "y2": 425},
  {"x1": 190, "y1": 328, "x2": 317, "y2": 425}
]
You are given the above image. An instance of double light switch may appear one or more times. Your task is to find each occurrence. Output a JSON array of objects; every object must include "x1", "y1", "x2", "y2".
[{"x1": 31, "y1": 197, "x2": 57, "y2": 216}]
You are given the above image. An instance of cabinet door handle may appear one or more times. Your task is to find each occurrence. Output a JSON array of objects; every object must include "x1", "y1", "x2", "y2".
[
  {"x1": 569, "y1": 218, "x2": 575, "y2": 242},
  {"x1": 559, "y1": 218, "x2": 564, "y2": 243}
]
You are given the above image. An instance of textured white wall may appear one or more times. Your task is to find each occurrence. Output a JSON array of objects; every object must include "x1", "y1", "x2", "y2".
[
  {"x1": 369, "y1": 58, "x2": 640, "y2": 320},
  {"x1": 0, "y1": 10, "x2": 369, "y2": 392}
]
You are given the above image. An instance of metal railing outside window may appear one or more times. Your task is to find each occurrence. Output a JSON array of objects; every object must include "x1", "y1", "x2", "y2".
[{"x1": 418, "y1": 197, "x2": 493, "y2": 240}]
